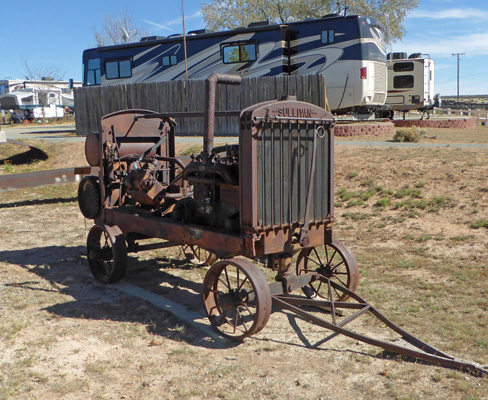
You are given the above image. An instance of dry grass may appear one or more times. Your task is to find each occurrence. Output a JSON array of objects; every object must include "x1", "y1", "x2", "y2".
[{"x1": 0, "y1": 126, "x2": 488, "y2": 399}]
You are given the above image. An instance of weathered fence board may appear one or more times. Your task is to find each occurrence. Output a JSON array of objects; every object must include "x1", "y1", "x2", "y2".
[{"x1": 74, "y1": 75, "x2": 329, "y2": 136}]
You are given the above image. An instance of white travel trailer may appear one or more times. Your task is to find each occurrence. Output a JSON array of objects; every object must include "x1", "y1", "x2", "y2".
[
  {"x1": 0, "y1": 84, "x2": 76, "y2": 122},
  {"x1": 385, "y1": 52, "x2": 436, "y2": 116}
]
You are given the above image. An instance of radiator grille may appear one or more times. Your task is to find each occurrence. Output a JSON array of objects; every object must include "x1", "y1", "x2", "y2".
[{"x1": 256, "y1": 121, "x2": 331, "y2": 227}]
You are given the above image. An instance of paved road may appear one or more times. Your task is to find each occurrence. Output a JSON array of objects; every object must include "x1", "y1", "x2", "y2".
[
  {"x1": 0, "y1": 123, "x2": 82, "y2": 142},
  {"x1": 0, "y1": 123, "x2": 236, "y2": 145},
  {"x1": 2, "y1": 123, "x2": 488, "y2": 149}
]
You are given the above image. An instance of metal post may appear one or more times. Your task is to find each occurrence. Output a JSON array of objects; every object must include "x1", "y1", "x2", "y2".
[
  {"x1": 451, "y1": 53, "x2": 465, "y2": 102},
  {"x1": 182, "y1": 0, "x2": 189, "y2": 81}
]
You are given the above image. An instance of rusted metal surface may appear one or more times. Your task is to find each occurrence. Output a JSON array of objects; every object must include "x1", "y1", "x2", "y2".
[
  {"x1": 202, "y1": 258, "x2": 272, "y2": 340},
  {"x1": 296, "y1": 239, "x2": 360, "y2": 302},
  {"x1": 81, "y1": 72, "x2": 336, "y2": 261},
  {"x1": 239, "y1": 97, "x2": 335, "y2": 256},
  {"x1": 86, "y1": 224, "x2": 127, "y2": 284},
  {"x1": 272, "y1": 279, "x2": 488, "y2": 376},
  {"x1": 203, "y1": 73, "x2": 242, "y2": 162}
]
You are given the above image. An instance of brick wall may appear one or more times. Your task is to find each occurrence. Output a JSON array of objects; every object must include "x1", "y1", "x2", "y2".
[
  {"x1": 334, "y1": 122, "x2": 395, "y2": 137},
  {"x1": 393, "y1": 118, "x2": 477, "y2": 129}
]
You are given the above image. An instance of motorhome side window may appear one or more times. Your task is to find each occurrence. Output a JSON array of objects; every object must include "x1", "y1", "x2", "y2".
[
  {"x1": 321, "y1": 30, "x2": 335, "y2": 44},
  {"x1": 86, "y1": 58, "x2": 101, "y2": 86},
  {"x1": 106, "y1": 59, "x2": 132, "y2": 80},
  {"x1": 393, "y1": 62, "x2": 414, "y2": 72},
  {"x1": 162, "y1": 55, "x2": 177, "y2": 67},
  {"x1": 394, "y1": 75, "x2": 414, "y2": 89},
  {"x1": 222, "y1": 43, "x2": 257, "y2": 63}
]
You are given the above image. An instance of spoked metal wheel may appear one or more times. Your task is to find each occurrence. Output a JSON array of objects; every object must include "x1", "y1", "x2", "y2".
[
  {"x1": 203, "y1": 258, "x2": 272, "y2": 340},
  {"x1": 87, "y1": 224, "x2": 127, "y2": 284},
  {"x1": 182, "y1": 244, "x2": 217, "y2": 266},
  {"x1": 296, "y1": 240, "x2": 359, "y2": 302}
]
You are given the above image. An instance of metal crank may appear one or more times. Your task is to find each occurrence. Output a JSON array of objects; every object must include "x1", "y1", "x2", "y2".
[{"x1": 270, "y1": 274, "x2": 488, "y2": 376}]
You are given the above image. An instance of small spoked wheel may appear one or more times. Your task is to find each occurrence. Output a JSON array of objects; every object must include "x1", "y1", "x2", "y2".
[
  {"x1": 296, "y1": 240, "x2": 359, "y2": 302},
  {"x1": 87, "y1": 224, "x2": 127, "y2": 284},
  {"x1": 203, "y1": 258, "x2": 272, "y2": 340},
  {"x1": 182, "y1": 244, "x2": 217, "y2": 266}
]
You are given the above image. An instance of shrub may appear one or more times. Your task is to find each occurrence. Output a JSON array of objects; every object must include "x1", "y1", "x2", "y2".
[
  {"x1": 374, "y1": 198, "x2": 391, "y2": 208},
  {"x1": 392, "y1": 127, "x2": 421, "y2": 143}
]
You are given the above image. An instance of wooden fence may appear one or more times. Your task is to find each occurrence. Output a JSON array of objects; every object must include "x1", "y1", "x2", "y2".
[{"x1": 74, "y1": 75, "x2": 329, "y2": 136}]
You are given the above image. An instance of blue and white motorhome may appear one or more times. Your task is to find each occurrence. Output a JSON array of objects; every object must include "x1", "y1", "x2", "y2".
[{"x1": 82, "y1": 15, "x2": 387, "y2": 115}]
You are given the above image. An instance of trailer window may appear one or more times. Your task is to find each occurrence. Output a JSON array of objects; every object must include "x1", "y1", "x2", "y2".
[
  {"x1": 222, "y1": 43, "x2": 257, "y2": 63},
  {"x1": 321, "y1": 30, "x2": 335, "y2": 44},
  {"x1": 394, "y1": 75, "x2": 414, "y2": 89},
  {"x1": 86, "y1": 58, "x2": 101, "y2": 86},
  {"x1": 162, "y1": 55, "x2": 177, "y2": 66},
  {"x1": 393, "y1": 62, "x2": 414, "y2": 72},
  {"x1": 106, "y1": 59, "x2": 132, "y2": 80}
]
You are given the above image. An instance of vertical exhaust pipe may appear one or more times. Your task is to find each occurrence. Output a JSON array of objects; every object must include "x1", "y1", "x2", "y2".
[{"x1": 203, "y1": 73, "x2": 242, "y2": 161}]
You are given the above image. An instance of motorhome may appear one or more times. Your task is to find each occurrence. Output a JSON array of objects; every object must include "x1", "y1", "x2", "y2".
[{"x1": 81, "y1": 14, "x2": 388, "y2": 115}]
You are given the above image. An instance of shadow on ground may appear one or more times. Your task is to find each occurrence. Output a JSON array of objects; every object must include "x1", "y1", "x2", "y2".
[{"x1": 0, "y1": 245, "x2": 235, "y2": 350}]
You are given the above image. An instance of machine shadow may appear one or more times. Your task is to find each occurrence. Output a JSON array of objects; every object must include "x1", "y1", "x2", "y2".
[
  {"x1": 1, "y1": 245, "x2": 411, "y2": 361},
  {"x1": 0, "y1": 245, "x2": 237, "y2": 350},
  {"x1": 0, "y1": 197, "x2": 77, "y2": 209}
]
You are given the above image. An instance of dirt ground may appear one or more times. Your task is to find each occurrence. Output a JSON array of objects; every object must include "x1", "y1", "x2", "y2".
[{"x1": 1, "y1": 126, "x2": 488, "y2": 399}]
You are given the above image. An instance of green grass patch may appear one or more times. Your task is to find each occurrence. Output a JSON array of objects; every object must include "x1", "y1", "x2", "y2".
[
  {"x1": 180, "y1": 144, "x2": 203, "y2": 155},
  {"x1": 346, "y1": 198, "x2": 364, "y2": 208},
  {"x1": 360, "y1": 186, "x2": 377, "y2": 201},
  {"x1": 392, "y1": 196, "x2": 455, "y2": 212},
  {"x1": 342, "y1": 212, "x2": 373, "y2": 221},
  {"x1": 336, "y1": 187, "x2": 359, "y2": 201},
  {"x1": 375, "y1": 185, "x2": 394, "y2": 196},
  {"x1": 374, "y1": 198, "x2": 391, "y2": 208},
  {"x1": 0, "y1": 320, "x2": 27, "y2": 341},
  {"x1": 394, "y1": 185, "x2": 422, "y2": 199},
  {"x1": 396, "y1": 259, "x2": 417, "y2": 269},
  {"x1": 470, "y1": 219, "x2": 488, "y2": 229}
]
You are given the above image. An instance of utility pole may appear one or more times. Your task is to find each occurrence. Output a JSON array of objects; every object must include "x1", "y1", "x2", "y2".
[{"x1": 451, "y1": 53, "x2": 465, "y2": 102}]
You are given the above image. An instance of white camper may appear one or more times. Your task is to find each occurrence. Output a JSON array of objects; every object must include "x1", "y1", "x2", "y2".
[{"x1": 386, "y1": 53, "x2": 436, "y2": 114}]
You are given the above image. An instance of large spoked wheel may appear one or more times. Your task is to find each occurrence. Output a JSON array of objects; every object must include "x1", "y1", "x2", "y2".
[
  {"x1": 296, "y1": 240, "x2": 359, "y2": 302},
  {"x1": 87, "y1": 224, "x2": 127, "y2": 284},
  {"x1": 203, "y1": 258, "x2": 272, "y2": 340},
  {"x1": 182, "y1": 244, "x2": 217, "y2": 266}
]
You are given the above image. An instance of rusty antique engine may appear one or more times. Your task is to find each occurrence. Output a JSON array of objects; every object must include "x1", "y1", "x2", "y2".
[
  {"x1": 75, "y1": 74, "x2": 488, "y2": 374},
  {"x1": 78, "y1": 74, "x2": 336, "y2": 261}
]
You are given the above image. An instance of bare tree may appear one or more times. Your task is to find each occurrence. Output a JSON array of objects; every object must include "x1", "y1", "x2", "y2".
[
  {"x1": 92, "y1": 7, "x2": 148, "y2": 47},
  {"x1": 22, "y1": 58, "x2": 67, "y2": 122}
]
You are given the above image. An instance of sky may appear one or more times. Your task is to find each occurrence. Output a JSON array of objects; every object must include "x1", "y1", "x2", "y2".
[{"x1": 0, "y1": 0, "x2": 486, "y2": 96}]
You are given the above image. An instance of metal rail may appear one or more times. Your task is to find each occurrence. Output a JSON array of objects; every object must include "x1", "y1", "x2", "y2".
[
  {"x1": 272, "y1": 278, "x2": 488, "y2": 376},
  {"x1": 0, "y1": 166, "x2": 95, "y2": 192}
]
